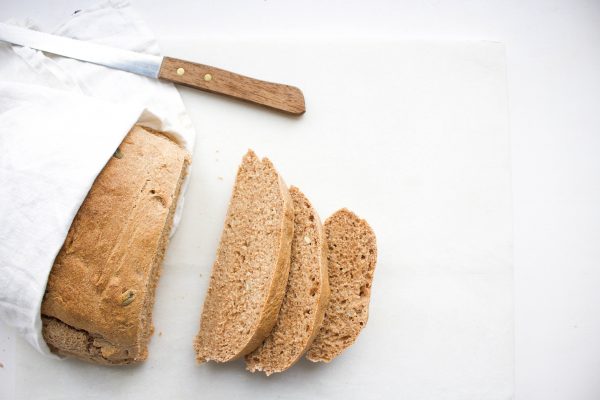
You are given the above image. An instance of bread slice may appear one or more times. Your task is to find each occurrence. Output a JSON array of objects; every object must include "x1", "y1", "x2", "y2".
[
  {"x1": 41, "y1": 125, "x2": 190, "y2": 365},
  {"x1": 306, "y1": 209, "x2": 377, "y2": 362},
  {"x1": 245, "y1": 186, "x2": 330, "y2": 375},
  {"x1": 194, "y1": 150, "x2": 294, "y2": 363}
]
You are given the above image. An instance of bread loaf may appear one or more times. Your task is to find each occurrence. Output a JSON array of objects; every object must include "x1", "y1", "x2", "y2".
[{"x1": 41, "y1": 125, "x2": 190, "y2": 365}]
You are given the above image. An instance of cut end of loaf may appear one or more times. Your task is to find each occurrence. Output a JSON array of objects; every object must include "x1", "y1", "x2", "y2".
[
  {"x1": 305, "y1": 208, "x2": 377, "y2": 363},
  {"x1": 195, "y1": 149, "x2": 294, "y2": 363},
  {"x1": 42, "y1": 316, "x2": 138, "y2": 365},
  {"x1": 245, "y1": 186, "x2": 330, "y2": 375}
]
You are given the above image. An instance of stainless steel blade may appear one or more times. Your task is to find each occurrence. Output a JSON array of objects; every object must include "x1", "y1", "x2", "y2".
[{"x1": 0, "y1": 23, "x2": 163, "y2": 78}]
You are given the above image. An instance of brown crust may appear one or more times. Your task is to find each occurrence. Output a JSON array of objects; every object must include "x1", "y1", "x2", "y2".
[{"x1": 41, "y1": 125, "x2": 190, "y2": 365}]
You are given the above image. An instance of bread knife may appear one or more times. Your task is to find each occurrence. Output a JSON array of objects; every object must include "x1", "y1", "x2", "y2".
[{"x1": 0, "y1": 23, "x2": 305, "y2": 115}]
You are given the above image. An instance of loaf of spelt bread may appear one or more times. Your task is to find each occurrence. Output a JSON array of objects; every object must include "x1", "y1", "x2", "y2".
[
  {"x1": 41, "y1": 125, "x2": 190, "y2": 365},
  {"x1": 194, "y1": 150, "x2": 294, "y2": 363},
  {"x1": 306, "y1": 209, "x2": 377, "y2": 362},
  {"x1": 246, "y1": 186, "x2": 330, "y2": 375}
]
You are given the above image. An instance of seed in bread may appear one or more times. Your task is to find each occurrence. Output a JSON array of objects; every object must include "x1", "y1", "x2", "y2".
[
  {"x1": 306, "y1": 209, "x2": 377, "y2": 362},
  {"x1": 41, "y1": 125, "x2": 190, "y2": 365},
  {"x1": 194, "y1": 150, "x2": 294, "y2": 363},
  {"x1": 246, "y1": 186, "x2": 330, "y2": 375}
]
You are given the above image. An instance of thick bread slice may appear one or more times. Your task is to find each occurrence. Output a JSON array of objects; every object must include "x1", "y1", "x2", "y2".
[
  {"x1": 194, "y1": 150, "x2": 294, "y2": 363},
  {"x1": 41, "y1": 125, "x2": 190, "y2": 365},
  {"x1": 306, "y1": 209, "x2": 377, "y2": 362},
  {"x1": 245, "y1": 186, "x2": 330, "y2": 375}
]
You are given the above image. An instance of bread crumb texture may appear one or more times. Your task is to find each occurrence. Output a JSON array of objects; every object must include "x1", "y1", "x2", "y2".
[
  {"x1": 306, "y1": 208, "x2": 377, "y2": 362},
  {"x1": 194, "y1": 150, "x2": 293, "y2": 363},
  {"x1": 245, "y1": 186, "x2": 330, "y2": 375}
]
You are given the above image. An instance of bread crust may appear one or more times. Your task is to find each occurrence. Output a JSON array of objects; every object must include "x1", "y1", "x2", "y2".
[{"x1": 41, "y1": 125, "x2": 190, "y2": 365}]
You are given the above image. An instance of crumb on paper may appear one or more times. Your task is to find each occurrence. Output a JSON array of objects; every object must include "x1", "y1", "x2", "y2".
[
  {"x1": 0, "y1": 361, "x2": 4, "y2": 368},
  {"x1": 159, "y1": 332, "x2": 162, "y2": 337},
  {"x1": 218, "y1": 176, "x2": 223, "y2": 180}
]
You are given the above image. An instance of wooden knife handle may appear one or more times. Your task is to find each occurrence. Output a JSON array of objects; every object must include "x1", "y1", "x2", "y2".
[{"x1": 158, "y1": 56, "x2": 305, "y2": 115}]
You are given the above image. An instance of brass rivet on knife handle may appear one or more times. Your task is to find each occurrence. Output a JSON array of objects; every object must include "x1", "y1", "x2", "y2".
[{"x1": 158, "y1": 56, "x2": 305, "y2": 115}]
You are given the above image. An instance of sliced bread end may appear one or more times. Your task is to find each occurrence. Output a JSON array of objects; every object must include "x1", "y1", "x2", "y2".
[{"x1": 305, "y1": 208, "x2": 377, "y2": 363}]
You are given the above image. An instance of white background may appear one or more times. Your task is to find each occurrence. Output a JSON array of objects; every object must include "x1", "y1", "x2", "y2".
[{"x1": 1, "y1": 1, "x2": 599, "y2": 399}]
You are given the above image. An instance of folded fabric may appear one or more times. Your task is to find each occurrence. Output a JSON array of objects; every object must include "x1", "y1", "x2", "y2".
[{"x1": 0, "y1": 0, "x2": 195, "y2": 356}]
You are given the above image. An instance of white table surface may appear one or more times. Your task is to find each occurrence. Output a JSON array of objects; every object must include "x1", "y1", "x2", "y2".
[{"x1": 1, "y1": 1, "x2": 599, "y2": 399}]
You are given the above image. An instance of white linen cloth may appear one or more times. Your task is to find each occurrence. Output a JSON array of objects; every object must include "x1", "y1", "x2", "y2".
[{"x1": 0, "y1": 0, "x2": 195, "y2": 356}]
